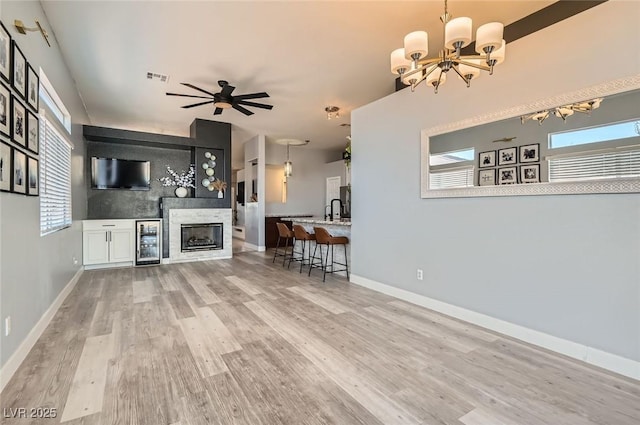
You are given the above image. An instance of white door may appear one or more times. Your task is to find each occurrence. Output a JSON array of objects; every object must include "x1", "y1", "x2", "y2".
[
  {"x1": 109, "y1": 229, "x2": 134, "y2": 263},
  {"x1": 83, "y1": 230, "x2": 109, "y2": 265},
  {"x1": 326, "y1": 176, "x2": 341, "y2": 219}
]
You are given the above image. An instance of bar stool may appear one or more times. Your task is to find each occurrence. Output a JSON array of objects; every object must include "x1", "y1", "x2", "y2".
[
  {"x1": 308, "y1": 226, "x2": 349, "y2": 282},
  {"x1": 288, "y1": 225, "x2": 316, "y2": 273},
  {"x1": 273, "y1": 222, "x2": 295, "y2": 266}
]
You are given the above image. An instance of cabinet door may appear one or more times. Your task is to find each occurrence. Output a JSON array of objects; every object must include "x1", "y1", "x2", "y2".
[
  {"x1": 83, "y1": 230, "x2": 109, "y2": 265},
  {"x1": 109, "y1": 229, "x2": 134, "y2": 263}
]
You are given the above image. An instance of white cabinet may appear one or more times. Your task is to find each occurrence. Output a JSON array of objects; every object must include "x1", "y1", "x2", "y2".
[{"x1": 83, "y1": 220, "x2": 134, "y2": 268}]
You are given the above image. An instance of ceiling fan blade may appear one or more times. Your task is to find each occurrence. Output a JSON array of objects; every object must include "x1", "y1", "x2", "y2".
[
  {"x1": 232, "y1": 104, "x2": 254, "y2": 116},
  {"x1": 214, "y1": 108, "x2": 223, "y2": 115},
  {"x1": 233, "y1": 92, "x2": 269, "y2": 100},
  {"x1": 220, "y1": 84, "x2": 236, "y2": 97},
  {"x1": 236, "y1": 100, "x2": 273, "y2": 110},
  {"x1": 180, "y1": 82, "x2": 217, "y2": 97},
  {"x1": 166, "y1": 92, "x2": 212, "y2": 99},
  {"x1": 182, "y1": 100, "x2": 216, "y2": 109}
]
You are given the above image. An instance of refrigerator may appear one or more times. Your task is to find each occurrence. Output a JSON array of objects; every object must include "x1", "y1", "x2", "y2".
[{"x1": 136, "y1": 219, "x2": 162, "y2": 266}]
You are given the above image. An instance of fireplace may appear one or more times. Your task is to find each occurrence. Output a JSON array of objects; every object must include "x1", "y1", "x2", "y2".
[{"x1": 181, "y1": 223, "x2": 223, "y2": 252}]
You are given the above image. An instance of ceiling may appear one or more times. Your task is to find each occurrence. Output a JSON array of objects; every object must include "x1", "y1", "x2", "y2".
[{"x1": 41, "y1": 1, "x2": 555, "y2": 169}]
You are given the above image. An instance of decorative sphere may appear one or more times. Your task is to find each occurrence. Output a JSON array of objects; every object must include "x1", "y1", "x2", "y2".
[
  {"x1": 208, "y1": 184, "x2": 215, "y2": 191},
  {"x1": 210, "y1": 155, "x2": 216, "y2": 161},
  {"x1": 201, "y1": 178, "x2": 210, "y2": 187},
  {"x1": 208, "y1": 160, "x2": 216, "y2": 168},
  {"x1": 202, "y1": 163, "x2": 209, "y2": 169},
  {"x1": 205, "y1": 168, "x2": 214, "y2": 176},
  {"x1": 204, "y1": 151, "x2": 212, "y2": 158}
]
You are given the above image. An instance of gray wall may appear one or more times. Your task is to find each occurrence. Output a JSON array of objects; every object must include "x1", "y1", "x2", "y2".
[
  {"x1": 0, "y1": 1, "x2": 89, "y2": 368},
  {"x1": 351, "y1": 1, "x2": 640, "y2": 362},
  {"x1": 264, "y1": 144, "x2": 339, "y2": 217},
  {"x1": 87, "y1": 142, "x2": 190, "y2": 219}
]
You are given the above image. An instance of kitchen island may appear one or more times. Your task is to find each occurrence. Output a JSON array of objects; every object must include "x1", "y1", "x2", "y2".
[{"x1": 283, "y1": 217, "x2": 351, "y2": 279}]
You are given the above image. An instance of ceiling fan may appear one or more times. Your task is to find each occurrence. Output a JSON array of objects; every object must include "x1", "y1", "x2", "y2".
[{"x1": 166, "y1": 80, "x2": 273, "y2": 116}]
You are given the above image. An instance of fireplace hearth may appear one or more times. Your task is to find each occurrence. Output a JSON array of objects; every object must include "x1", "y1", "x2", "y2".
[{"x1": 181, "y1": 223, "x2": 223, "y2": 252}]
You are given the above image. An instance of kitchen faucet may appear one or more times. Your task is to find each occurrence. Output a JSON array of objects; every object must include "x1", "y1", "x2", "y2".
[{"x1": 330, "y1": 198, "x2": 343, "y2": 221}]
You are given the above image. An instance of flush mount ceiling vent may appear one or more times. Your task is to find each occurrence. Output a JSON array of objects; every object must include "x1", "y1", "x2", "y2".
[{"x1": 146, "y1": 72, "x2": 169, "y2": 83}]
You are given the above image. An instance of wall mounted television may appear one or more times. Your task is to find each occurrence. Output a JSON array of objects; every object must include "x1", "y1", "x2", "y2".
[{"x1": 91, "y1": 157, "x2": 151, "y2": 190}]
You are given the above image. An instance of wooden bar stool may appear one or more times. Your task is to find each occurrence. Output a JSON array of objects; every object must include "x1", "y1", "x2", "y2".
[
  {"x1": 273, "y1": 222, "x2": 295, "y2": 266},
  {"x1": 308, "y1": 226, "x2": 349, "y2": 282},
  {"x1": 288, "y1": 225, "x2": 316, "y2": 273}
]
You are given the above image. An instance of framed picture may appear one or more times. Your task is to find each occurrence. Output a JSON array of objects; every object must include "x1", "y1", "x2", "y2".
[
  {"x1": 27, "y1": 110, "x2": 38, "y2": 153},
  {"x1": 478, "y1": 169, "x2": 496, "y2": 186},
  {"x1": 498, "y1": 147, "x2": 517, "y2": 165},
  {"x1": 519, "y1": 143, "x2": 540, "y2": 163},
  {"x1": 498, "y1": 166, "x2": 518, "y2": 185},
  {"x1": 0, "y1": 140, "x2": 10, "y2": 192},
  {"x1": 27, "y1": 63, "x2": 38, "y2": 111},
  {"x1": 27, "y1": 155, "x2": 38, "y2": 196},
  {"x1": 11, "y1": 96, "x2": 25, "y2": 147},
  {"x1": 520, "y1": 164, "x2": 541, "y2": 183},
  {"x1": 0, "y1": 21, "x2": 11, "y2": 83},
  {"x1": 0, "y1": 82, "x2": 9, "y2": 137},
  {"x1": 11, "y1": 41, "x2": 26, "y2": 99},
  {"x1": 478, "y1": 150, "x2": 496, "y2": 168},
  {"x1": 11, "y1": 148, "x2": 26, "y2": 194}
]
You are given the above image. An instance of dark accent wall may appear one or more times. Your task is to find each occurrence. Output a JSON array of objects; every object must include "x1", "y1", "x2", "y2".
[
  {"x1": 84, "y1": 119, "x2": 232, "y2": 221},
  {"x1": 190, "y1": 119, "x2": 232, "y2": 205},
  {"x1": 86, "y1": 142, "x2": 190, "y2": 219}
]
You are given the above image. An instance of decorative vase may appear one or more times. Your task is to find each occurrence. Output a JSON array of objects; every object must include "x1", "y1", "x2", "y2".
[
  {"x1": 217, "y1": 190, "x2": 224, "y2": 199},
  {"x1": 175, "y1": 187, "x2": 188, "y2": 198}
]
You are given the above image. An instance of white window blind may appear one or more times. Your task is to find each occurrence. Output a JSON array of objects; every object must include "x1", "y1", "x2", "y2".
[
  {"x1": 429, "y1": 166, "x2": 474, "y2": 189},
  {"x1": 40, "y1": 116, "x2": 72, "y2": 235},
  {"x1": 549, "y1": 148, "x2": 640, "y2": 182}
]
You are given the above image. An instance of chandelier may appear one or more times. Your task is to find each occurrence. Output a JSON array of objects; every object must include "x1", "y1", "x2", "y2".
[
  {"x1": 520, "y1": 98, "x2": 603, "y2": 125},
  {"x1": 390, "y1": 0, "x2": 506, "y2": 93}
]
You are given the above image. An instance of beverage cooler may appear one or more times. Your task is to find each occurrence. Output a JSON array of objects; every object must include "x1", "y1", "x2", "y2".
[{"x1": 136, "y1": 219, "x2": 161, "y2": 266}]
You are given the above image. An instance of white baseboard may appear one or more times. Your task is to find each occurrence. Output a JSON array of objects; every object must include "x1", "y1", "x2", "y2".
[
  {"x1": 84, "y1": 261, "x2": 133, "y2": 270},
  {"x1": 0, "y1": 267, "x2": 84, "y2": 392},
  {"x1": 350, "y1": 274, "x2": 639, "y2": 381},
  {"x1": 162, "y1": 255, "x2": 233, "y2": 265},
  {"x1": 243, "y1": 242, "x2": 266, "y2": 252}
]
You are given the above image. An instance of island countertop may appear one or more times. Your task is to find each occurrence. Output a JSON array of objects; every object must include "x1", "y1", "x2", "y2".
[{"x1": 283, "y1": 217, "x2": 351, "y2": 226}]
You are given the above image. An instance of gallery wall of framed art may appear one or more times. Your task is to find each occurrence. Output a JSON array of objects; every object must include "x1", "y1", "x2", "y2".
[{"x1": 0, "y1": 19, "x2": 40, "y2": 197}]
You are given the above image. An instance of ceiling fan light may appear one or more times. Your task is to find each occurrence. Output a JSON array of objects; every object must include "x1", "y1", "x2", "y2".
[
  {"x1": 214, "y1": 101, "x2": 232, "y2": 109},
  {"x1": 444, "y1": 17, "x2": 472, "y2": 50},
  {"x1": 404, "y1": 31, "x2": 428, "y2": 60},
  {"x1": 475, "y1": 22, "x2": 503, "y2": 54},
  {"x1": 390, "y1": 48, "x2": 410, "y2": 74}
]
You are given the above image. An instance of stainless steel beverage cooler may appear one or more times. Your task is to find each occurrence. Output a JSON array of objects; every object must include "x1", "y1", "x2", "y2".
[{"x1": 136, "y1": 219, "x2": 161, "y2": 266}]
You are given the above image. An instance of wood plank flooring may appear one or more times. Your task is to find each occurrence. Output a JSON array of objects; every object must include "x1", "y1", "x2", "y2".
[{"x1": 1, "y1": 251, "x2": 639, "y2": 424}]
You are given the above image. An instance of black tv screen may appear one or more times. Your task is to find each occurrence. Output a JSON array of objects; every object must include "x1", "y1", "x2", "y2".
[{"x1": 91, "y1": 157, "x2": 150, "y2": 190}]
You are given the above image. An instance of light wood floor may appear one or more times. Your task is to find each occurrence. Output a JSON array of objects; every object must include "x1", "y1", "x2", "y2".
[{"x1": 1, "y1": 251, "x2": 639, "y2": 424}]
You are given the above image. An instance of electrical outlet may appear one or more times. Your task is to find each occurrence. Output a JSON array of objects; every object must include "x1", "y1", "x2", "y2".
[
  {"x1": 5, "y1": 316, "x2": 11, "y2": 336},
  {"x1": 72, "y1": 256, "x2": 78, "y2": 265},
  {"x1": 416, "y1": 269, "x2": 423, "y2": 281}
]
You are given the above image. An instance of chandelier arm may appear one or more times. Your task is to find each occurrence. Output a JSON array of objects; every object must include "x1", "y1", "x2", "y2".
[
  {"x1": 451, "y1": 65, "x2": 471, "y2": 86},
  {"x1": 417, "y1": 57, "x2": 442, "y2": 67},
  {"x1": 422, "y1": 63, "x2": 440, "y2": 80},
  {"x1": 456, "y1": 59, "x2": 491, "y2": 72},
  {"x1": 434, "y1": 71, "x2": 444, "y2": 94}
]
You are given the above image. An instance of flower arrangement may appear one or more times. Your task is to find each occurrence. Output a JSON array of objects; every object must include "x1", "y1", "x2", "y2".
[
  {"x1": 210, "y1": 178, "x2": 227, "y2": 192},
  {"x1": 158, "y1": 165, "x2": 196, "y2": 188}
]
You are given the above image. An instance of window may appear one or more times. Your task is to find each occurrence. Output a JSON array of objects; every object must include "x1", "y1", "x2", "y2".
[
  {"x1": 548, "y1": 118, "x2": 640, "y2": 183},
  {"x1": 429, "y1": 148, "x2": 475, "y2": 189},
  {"x1": 429, "y1": 166, "x2": 474, "y2": 189},
  {"x1": 39, "y1": 70, "x2": 73, "y2": 236}
]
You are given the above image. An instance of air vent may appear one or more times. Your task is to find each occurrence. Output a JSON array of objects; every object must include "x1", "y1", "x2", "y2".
[{"x1": 146, "y1": 72, "x2": 169, "y2": 83}]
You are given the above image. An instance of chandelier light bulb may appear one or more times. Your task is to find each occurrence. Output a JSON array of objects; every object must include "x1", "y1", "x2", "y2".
[
  {"x1": 444, "y1": 17, "x2": 472, "y2": 53},
  {"x1": 390, "y1": 48, "x2": 410, "y2": 74},
  {"x1": 404, "y1": 31, "x2": 428, "y2": 61},
  {"x1": 476, "y1": 22, "x2": 504, "y2": 54}
]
